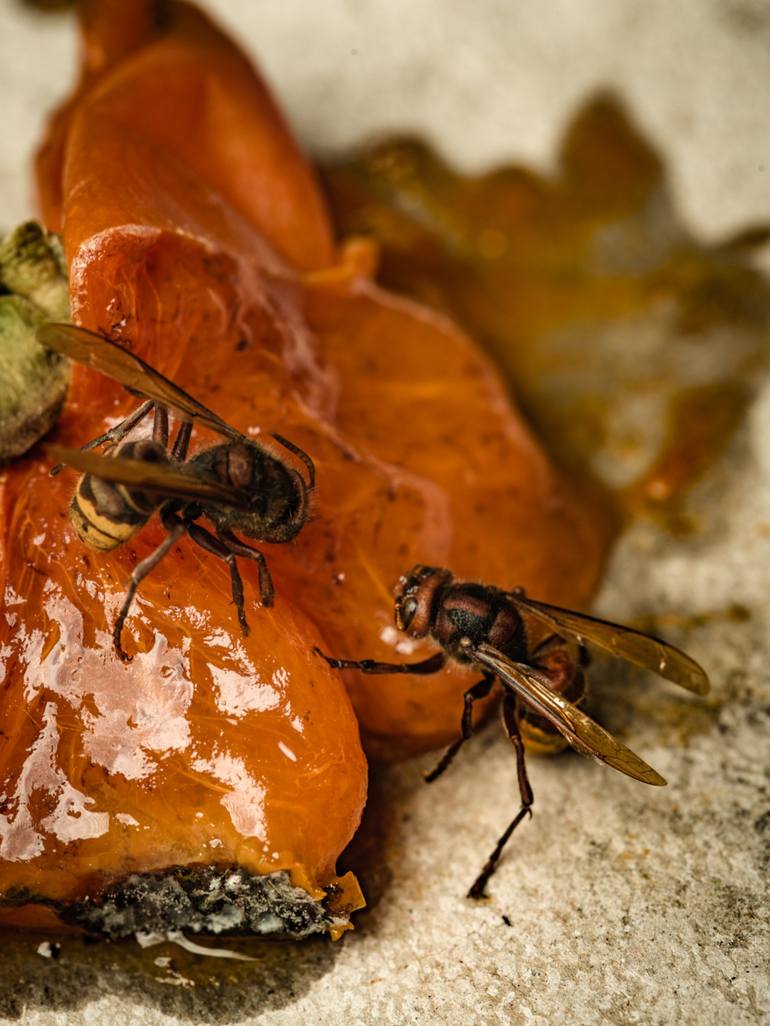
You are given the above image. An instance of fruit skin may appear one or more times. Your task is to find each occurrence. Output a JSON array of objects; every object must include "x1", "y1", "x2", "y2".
[
  {"x1": 37, "y1": 0, "x2": 335, "y2": 273},
  {"x1": 296, "y1": 251, "x2": 607, "y2": 756},
  {"x1": 0, "y1": 0, "x2": 362, "y2": 930},
  {"x1": 0, "y1": 414, "x2": 368, "y2": 925},
  {"x1": 0, "y1": 0, "x2": 606, "y2": 927}
]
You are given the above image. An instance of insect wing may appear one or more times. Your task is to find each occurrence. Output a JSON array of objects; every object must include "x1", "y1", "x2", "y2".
[
  {"x1": 473, "y1": 642, "x2": 667, "y2": 786},
  {"x1": 47, "y1": 445, "x2": 252, "y2": 508},
  {"x1": 509, "y1": 594, "x2": 709, "y2": 695},
  {"x1": 37, "y1": 323, "x2": 242, "y2": 441}
]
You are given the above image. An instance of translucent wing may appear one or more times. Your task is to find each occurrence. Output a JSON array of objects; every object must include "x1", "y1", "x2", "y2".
[
  {"x1": 473, "y1": 642, "x2": 667, "y2": 786},
  {"x1": 37, "y1": 323, "x2": 242, "y2": 441},
  {"x1": 509, "y1": 593, "x2": 709, "y2": 695},
  {"x1": 48, "y1": 445, "x2": 252, "y2": 508}
]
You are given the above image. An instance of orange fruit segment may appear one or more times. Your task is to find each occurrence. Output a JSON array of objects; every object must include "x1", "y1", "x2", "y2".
[{"x1": 0, "y1": 0, "x2": 606, "y2": 931}]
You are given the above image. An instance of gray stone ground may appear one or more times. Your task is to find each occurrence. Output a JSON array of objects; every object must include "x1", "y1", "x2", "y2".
[{"x1": 0, "y1": 2, "x2": 768, "y2": 1024}]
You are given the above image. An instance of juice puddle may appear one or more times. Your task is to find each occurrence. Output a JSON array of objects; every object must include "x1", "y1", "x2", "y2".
[{"x1": 321, "y1": 94, "x2": 770, "y2": 535}]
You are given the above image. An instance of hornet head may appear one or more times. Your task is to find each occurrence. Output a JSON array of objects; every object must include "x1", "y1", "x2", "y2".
[{"x1": 393, "y1": 565, "x2": 453, "y2": 638}]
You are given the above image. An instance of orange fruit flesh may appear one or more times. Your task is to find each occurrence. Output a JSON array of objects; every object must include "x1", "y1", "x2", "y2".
[
  {"x1": 37, "y1": 0, "x2": 335, "y2": 272},
  {"x1": 0, "y1": 0, "x2": 606, "y2": 926},
  {"x1": 0, "y1": 444, "x2": 368, "y2": 917}
]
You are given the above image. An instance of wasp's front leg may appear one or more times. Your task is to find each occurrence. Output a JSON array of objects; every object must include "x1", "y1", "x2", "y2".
[{"x1": 314, "y1": 648, "x2": 447, "y2": 675}]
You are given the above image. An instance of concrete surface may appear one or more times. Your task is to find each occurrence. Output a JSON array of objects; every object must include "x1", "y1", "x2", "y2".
[{"x1": 0, "y1": 2, "x2": 768, "y2": 1024}]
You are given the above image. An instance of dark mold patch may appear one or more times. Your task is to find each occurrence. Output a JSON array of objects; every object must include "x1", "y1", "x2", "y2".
[{"x1": 2, "y1": 866, "x2": 348, "y2": 941}]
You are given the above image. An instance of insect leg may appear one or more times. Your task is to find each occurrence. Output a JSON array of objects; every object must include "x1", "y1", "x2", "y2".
[
  {"x1": 170, "y1": 420, "x2": 193, "y2": 462},
  {"x1": 113, "y1": 514, "x2": 188, "y2": 661},
  {"x1": 216, "y1": 529, "x2": 275, "y2": 608},
  {"x1": 186, "y1": 522, "x2": 270, "y2": 636},
  {"x1": 314, "y1": 648, "x2": 447, "y2": 675},
  {"x1": 467, "y1": 694, "x2": 534, "y2": 900},
  {"x1": 270, "y1": 433, "x2": 316, "y2": 489},
  {"x1": 424, "y1": 674, "x2": 495, "y2": 783},
  {"x1": 50, "y1": 399, "x2": 154, "y2": 476},
  {"x1": 152, "y1": 405, "x2": 169, "y2": 448}
]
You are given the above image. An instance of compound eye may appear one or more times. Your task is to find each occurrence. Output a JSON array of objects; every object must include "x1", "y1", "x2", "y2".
[{"x1": 398, "y1": 597, "x2": 418, "y2": 631}]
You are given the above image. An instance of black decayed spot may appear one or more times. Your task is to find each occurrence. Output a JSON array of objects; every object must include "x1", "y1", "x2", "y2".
[{"x1": 44, "y1": 866, "x2": 340, "y2": 940}]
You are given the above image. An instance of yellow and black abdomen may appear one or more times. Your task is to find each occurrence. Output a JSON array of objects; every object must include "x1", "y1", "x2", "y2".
[
  {"x1": 519, "y1": 715, "x2": 574, "y2": 757},
  {"x1": 70, "y1": 473, "x2": 155, "y2": 552}
]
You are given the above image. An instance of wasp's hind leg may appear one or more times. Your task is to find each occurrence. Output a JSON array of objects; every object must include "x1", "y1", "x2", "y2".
[
  {"x1": 113, "y1": 512, "x2": 188, "y2": 661},
  {"x1": 468, "y1": 693, "x2": 534, "y2": 900},
  {"x1": 424, "y1": 674, "x2": 495, "y2": 783},
  {"x1": 51, "y1": 400, "x2": 155, "y2": 476}
]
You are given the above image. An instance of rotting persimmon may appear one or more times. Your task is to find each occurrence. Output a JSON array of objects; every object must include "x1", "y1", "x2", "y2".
[{"x1": 0, "y1": 0, "x2": 607, "y2": 934}]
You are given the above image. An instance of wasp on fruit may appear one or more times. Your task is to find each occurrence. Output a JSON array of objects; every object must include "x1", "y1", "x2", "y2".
[
  {"x1": 316, "y1": 564, "x2": 709, "y2": 898},
  {"x1": 39, "y1": 322, "x2": 315, "y2": 660}
]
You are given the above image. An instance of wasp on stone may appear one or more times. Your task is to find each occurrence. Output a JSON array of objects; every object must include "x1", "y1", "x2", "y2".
[
  {"x1": 316, "y1": 565, "x2": 709, "y2": 898},
  {"x1": 39, "y1": 323, "x2": 314, "y2": 661}
]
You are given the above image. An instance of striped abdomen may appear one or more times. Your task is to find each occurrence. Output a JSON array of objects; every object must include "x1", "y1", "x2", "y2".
[{"x1": 69, "y1": 440, "x2": 162, "y2": 552}]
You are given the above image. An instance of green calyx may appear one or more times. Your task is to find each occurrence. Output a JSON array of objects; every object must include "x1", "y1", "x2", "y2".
[{"x1": 0, "y1": 221, "x2": 71, "y2": 461}]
